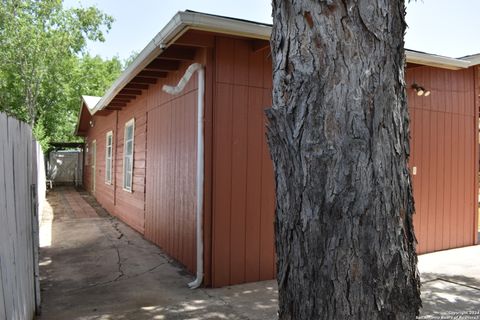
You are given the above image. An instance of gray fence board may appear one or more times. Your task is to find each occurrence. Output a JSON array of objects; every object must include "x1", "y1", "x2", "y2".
[
  {"x1": 1, "y1": 113, "x2": 17, "y2": 319},
  {"x1": 0, "y1": 113, "x2": 10, "y2": 320},
  {"x1": 0, "y1": 112, "x2": 43, "y2": 320}
]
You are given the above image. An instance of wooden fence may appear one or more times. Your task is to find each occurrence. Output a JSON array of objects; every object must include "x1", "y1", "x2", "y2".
[{"x1": 0, "y1": 112, "x2": 44, "y2": 320}]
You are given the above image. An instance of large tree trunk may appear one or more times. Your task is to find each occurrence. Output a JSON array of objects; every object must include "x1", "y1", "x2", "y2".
[{"x1": 267, "y1": 1, "x2": 421, "y2": 319}]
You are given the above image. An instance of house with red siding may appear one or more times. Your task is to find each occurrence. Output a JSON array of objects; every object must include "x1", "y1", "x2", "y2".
[{"x1": 75, "y1": 11, "x2": 479, "y2": 288}]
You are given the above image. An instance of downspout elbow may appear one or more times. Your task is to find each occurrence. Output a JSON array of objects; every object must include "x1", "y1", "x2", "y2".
[{"x1": 162, "y1": 63, "x2": 205, "y2": 289}]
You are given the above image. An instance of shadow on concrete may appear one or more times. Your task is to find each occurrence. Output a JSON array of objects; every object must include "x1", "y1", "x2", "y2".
[
  {"x1": 419, "y1": 277, "x2": 480, "y2": 319},
  {"x1": 38, "y1": 187, "x2": 278, "y2": 320}
]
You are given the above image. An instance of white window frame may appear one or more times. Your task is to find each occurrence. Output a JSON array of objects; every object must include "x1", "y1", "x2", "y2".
[
  {"x1": 105, "y1": 131, "x2": 113, "y2": 184},
  {"x1": 123, "y1": 118, "x2": 135, "y2": 192},
  {"x1": 91, "y1": 140, "x2": 96, "y2": 193}
]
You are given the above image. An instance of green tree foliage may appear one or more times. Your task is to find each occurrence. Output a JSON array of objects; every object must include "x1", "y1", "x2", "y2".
[
  {"x1": 0, "y1": 0, "x2": 122, "y2": 149},
  {"x1": 37, "y1": 54, "x2": 123, "y2": 147}
]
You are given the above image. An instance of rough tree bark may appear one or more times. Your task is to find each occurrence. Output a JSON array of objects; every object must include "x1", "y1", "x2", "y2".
[{"x1": 267, "y1": 0, "x2": 422, "y2": 319}]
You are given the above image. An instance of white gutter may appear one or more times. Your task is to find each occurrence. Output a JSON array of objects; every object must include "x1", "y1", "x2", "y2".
[
  {"x1": 178, "y1": 11, "x2": 270, "y2": 40},
  {"x1": 92, "y1": 11, "x2": 270, "y2": 114},
  {"x1": 460, "y1": 53, "x2": 480, "y2": 66},
  {"x1": 91, "y1": 14, "x2": 186, "y2": 114},
  {"x1": 91, "y1": 11, "x2": 479, "y2": 116},
  {"x1": 163, "y1": 63, "x2": 205, "y2": 289},
  {"x1": 406, "y1": 50, "x2": 470, "y2": 70}
]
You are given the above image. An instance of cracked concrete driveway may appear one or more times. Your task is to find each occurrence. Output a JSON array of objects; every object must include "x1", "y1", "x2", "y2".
[
  {"x1": 38, "y1": 187, "x2": 480, "y2": 319},
  {"x1": 38, "y1": 187, "x2": 278, "y2": 320}
]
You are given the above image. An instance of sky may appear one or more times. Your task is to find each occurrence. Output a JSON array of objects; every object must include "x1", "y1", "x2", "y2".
[{"x1": 63, "y1": 0, "x2": 480, "y2": 60}]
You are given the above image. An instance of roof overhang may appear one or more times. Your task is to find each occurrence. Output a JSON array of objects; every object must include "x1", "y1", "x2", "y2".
[
  {"x1": 459, "y1": 53, "x2": 480, "y2": 66},
  {"x1": 406, "y1": 50, "x2": 470, "y2": 70},
  {"x1": 91, "y1": 11, "x2": 271, "y2": 114},
  {"x1": 85, "y1": 10, "x2": 480, "y2": 119}
]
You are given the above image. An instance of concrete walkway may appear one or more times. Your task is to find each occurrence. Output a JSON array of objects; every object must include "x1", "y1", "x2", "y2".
[
  {"x1": 418, "y1": 245, "x2": 480, "y2": 319},
  {"x1": 38, "y1": 187, "x2": 480, "y2": 319},
  {"x1": 38, "y1": 187, "x2": 277, "y2": 320}
]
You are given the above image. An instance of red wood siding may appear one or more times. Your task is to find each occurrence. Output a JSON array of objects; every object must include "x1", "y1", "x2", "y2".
[
  {"x1": 83, "y1": 97, "x2": 147, "y2": 234},
  {"x1": 211, "y1": 37, "x2": 275, "y2": 287},
  {"x1": 407, "y1": 66, "x2": 477, "y2": 254},
  {"x1": 80, "y1": 30, "x2": 478, "y2": 289},
  {"x1": 83, "y1": 111, "x2": 116, "y2": 214},
  {"x1": 144, "y1": 54, "x2": 205, "y2": 274},
  {"x1": 113, "y1": 96, "x2": 147, "y2": 234}
]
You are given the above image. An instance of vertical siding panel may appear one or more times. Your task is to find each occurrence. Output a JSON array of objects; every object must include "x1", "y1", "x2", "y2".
[
  {"x1": 143, "y1": 51, "x2": 203, "y2": 276},
  {"x1": 442, "y1": 113, "x2": 453, "y2": 249},
  {"x1": 436, "y1": 80, "x2": 446, "y2": 113},
  {"x1": 434, "y1": 113, "x2": 445, "y2": 251},
  {"x1": 233, "y1": 40, "x2": 249, "y2": 86},
  {"x1": 181, "y1": 98, "x2": 188, "y2": 265},
  {"x1": 419, "y1": 109, "x2": 429, "y2": 253},
  {"x1": 154, "y1": 108, "x2": 162, "y2": 248},
  {"x1": 458, "y1": 114, "x2": 467, "y2": 246},
  {"x1": 212, "y1": 37, "x2": 275, "y2": 286},
  {"x1": 202, "y1": 47, "x2": 214, "y2": 286},
  {"x1": 459, "y1": 89, "x2": 466, "y2": 116},
  {"x1": 175, "y1": 98, "x2": 183, "y2": 264},
  {"x1": 451, "y1": 114, "x2": 461, "y2": 248},
  {"x1": 182, "y1": 96, "x2": 190, "y2": 269},
  {"x1": 248, "y1": 49, "x2": 264, "y2": 88},
  {"x1": 245, "y1": 87, "x2": 263, "y2": 282},
  {"x1": 445, "y1": 71, "x2": 453, "y2": 114},
  {"x1": 427, "y1": 111, "x2": 437, "y2": 252},
  {"x1": 229, "y1": 85, "x2": 248, "y2": 285},
  {"x1": 408, "y1": 66, "x2": 476, "y2": 253},
  {"x1": 260, "y1": 88, "x2": 275, "y2": 280},
  {"x1": 145, "y1": 111, "x2": 153, "y2": 239},
  {"x1": 185, "y1": 92, "x2": 196, "y2": 272},
  {"x1": 464, "y1": 118, "x2": 474, "y2": 245},
  {"x1": 216, "y1": 38, "x2": 235, "y2": 84},
  {"x1": 164, "y1": 106, "x2": 173, "y2": 255},
  {"x1": 168, "y1": 102, "x2": 175, "y2": 255},
  {"x1": 424, "y1": 68, "x2": 433, "y2": 112},
  {"x1": 171, "y1": 99, "x2": 179, "y2": 257},
  {"x1": 461, "y1": 114, "x2": 469, "y2": 247},
  {"x1": 213, "y1": 83, "x2": 233, "y2": 286},
  {"x1": 228, "y1": 39, "x2": 249, "y2": 284},
  {"x1": 414, "y1": 109, "x2": 427, "y2": 253}
]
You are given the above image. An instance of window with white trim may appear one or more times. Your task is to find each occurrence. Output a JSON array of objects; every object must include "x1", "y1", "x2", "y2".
[
  {"x1": 123, "y1": 119, "x2": 135, "y2": 191},
  {"x1": 105, "y1": 131, "x2": 113, "y2": 184}
]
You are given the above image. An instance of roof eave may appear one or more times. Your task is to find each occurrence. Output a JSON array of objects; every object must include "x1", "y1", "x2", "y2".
[
  {"x1": 460, "y1": 54, "x2": 480, "y2": 66},
  {"x1": 406, "y1": 50, "x2": 471, "y2": 70},
  {"x1": 73, "y1": 102, "x2": 83, "y2": 136},
  {"x1": 91, "y1": 13, "x2": 184, "y2": 114},
  {"x1": 90, "y1": 10, "x2": 478, "y2": 117},
  {"x1": 91, "y1": 11, "x2": 272, "y2": 114},
  {"x1": 75, "y1": 96, "x2": 99, "y2": 136}
]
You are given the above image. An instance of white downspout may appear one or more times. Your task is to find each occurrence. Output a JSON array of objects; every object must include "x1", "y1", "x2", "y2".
[{"x1": 163, "y1": 63, "x2": 204, "y2": 289}]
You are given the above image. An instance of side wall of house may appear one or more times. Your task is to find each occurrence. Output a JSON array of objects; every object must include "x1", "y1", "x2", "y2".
[
  {"x1": 80, "y1": 34, "x2": 478, "y2": 289},
  {"x1": 113, "y1": 96, "x2": 148, "y2": 233},
  {"x1": 84, "y1": 110, "x2": 116, "y2": 214},
  {"x1": 211, "y1": 37, "x2": 275, "y2": 287},
  {"x1": 84, "y1": 97, "x2": 147, "y2": 234},
  {"x1": 144, "y1": 51, "x2": 207, "y2": 275},
  {"x1": 407, "y1": 66, "x2": 477, "y2": 254}
]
